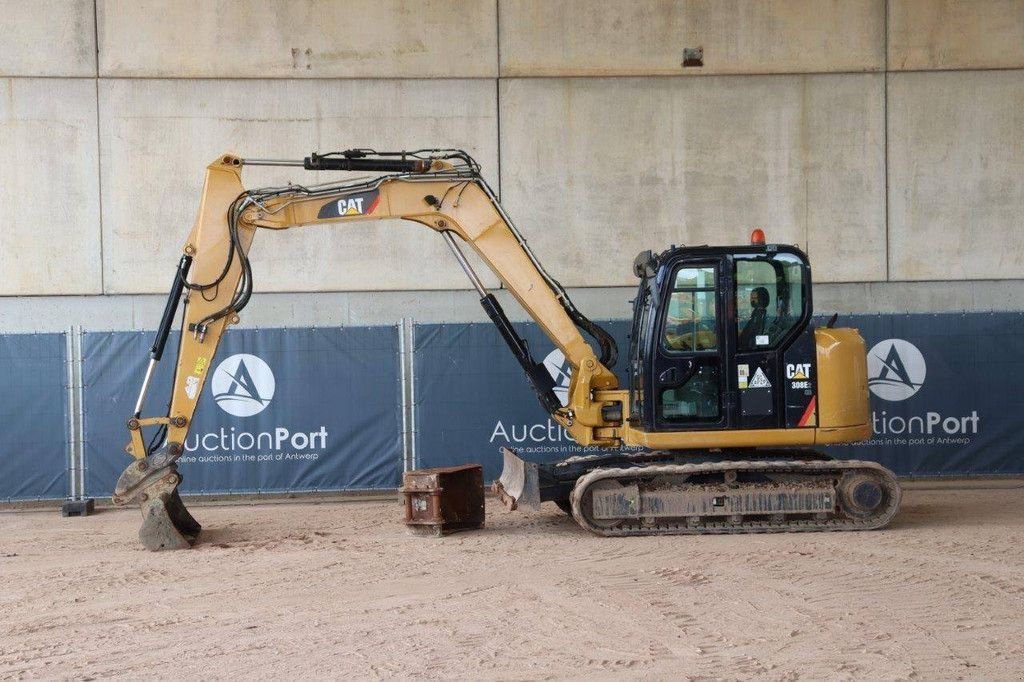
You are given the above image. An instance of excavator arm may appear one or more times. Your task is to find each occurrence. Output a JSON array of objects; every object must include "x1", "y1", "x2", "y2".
[{"x1": 113, "y1": 149, "x2": 622, "y2": 550}]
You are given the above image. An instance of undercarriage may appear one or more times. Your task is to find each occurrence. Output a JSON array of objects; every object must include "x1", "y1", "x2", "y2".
[{"x1": 494, "y1": 448, "x2": 901, "y2": 536}]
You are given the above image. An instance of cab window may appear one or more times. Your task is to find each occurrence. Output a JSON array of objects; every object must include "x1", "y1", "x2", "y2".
[
  {"x1": 662, "y1": 266, "x2": 717, "y2": 352},
  {"x1": 660, "y1": 366, "x2": 721, "y2": 422},
  {"x1": 735, "y1": 254, "x2": 804, "y2": 351}
]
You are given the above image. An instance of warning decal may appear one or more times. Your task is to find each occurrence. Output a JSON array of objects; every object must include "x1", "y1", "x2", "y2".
[{"x1": 748, "y1": 367, "x2": 771, "y2": 389}]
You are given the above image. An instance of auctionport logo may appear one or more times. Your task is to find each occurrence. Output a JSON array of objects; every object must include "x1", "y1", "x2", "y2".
[
  {"x1": 867, "y1": 339, "x2": 926, "y2": 402},
  {"x1": 211, "y1": 354, "x2": 276, "y2": 417},
  {"x1": 542, "y1": 348, "x2": 572, "y2": 407}
]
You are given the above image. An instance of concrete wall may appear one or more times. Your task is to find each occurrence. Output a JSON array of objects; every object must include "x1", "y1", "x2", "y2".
[
  {"x1": 1, "y1": 0, "x2": 1023, "y2": 332},
  {"x1": 96, "y1": 0, "x2": 497, "y2": 78},
  {"x1": 499, "y1": 0, "x2": 886, "y2": 76},
  {"x1": 99, "y1": 78, "x2": 500, "y2": 294},
  {"x1": 500, "y1": 74, "x2": 886, "y2": 286}
]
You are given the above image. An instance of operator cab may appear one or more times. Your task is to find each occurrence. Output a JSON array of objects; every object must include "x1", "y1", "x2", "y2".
[{"x1": 628, "y1": 232, "x2": 818, "y2": 433}]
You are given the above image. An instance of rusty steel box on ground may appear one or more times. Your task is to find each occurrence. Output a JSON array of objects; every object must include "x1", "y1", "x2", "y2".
[{"x1": 400, "y1": 464, "x2": 485, "y2": 537}]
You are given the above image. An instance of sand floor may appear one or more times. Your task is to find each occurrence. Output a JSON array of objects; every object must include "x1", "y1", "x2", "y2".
[{"x1": 2, "y1": 487, "x2": 1024, "y2": 680}]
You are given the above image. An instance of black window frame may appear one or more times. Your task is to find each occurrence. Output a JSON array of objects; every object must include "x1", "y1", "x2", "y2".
[
  {"x1": 733, "y1": 253, "x2": 810, "y2": 353},
  {"x1": 658, "y1": 264, "x2": 720, "y2": 356}
]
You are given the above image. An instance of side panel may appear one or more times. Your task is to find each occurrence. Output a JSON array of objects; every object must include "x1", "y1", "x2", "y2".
[{"x1": 815, "y1": 327, "x2": 871, "y2": 429}]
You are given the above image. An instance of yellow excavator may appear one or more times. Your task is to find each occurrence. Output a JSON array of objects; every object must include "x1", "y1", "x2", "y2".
[{"x1": 113, "y1": 149, "x2": 900, "y2": 550}]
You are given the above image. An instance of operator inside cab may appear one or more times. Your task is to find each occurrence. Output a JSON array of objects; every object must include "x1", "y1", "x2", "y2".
[{"x1": 738, "y1": 286, "x2": 769, "y2": 350}]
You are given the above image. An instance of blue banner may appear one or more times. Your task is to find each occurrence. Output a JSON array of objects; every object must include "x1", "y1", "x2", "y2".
[
  {"x1": 414, "y1": 313, "x2": 1024, "y2": 479},
  {"x1": 0, "y1": 333, "x2": 69, "y2": 501},
  {"x1": 822, "y1": 312, "x2": 1024, "y2": 476},
  {"x1": 82, "y1": 327, "x2": 402, "y2": 497}
]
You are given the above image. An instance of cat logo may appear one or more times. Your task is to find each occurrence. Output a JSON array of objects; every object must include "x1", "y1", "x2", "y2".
[
  {"x1": 786, "y1": 363, "x2": 811, "y2": 380},
  {"x1": 316, "y1": 189, "x2": 380, "y2": 219},
  {"x1": 337, "y1": 197, "x2": 365, "y2": 215}
]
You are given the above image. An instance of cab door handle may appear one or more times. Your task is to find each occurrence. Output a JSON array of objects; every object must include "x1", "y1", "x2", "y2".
[{"x1": 659, "y1": 360, "x2": 696, "y2": 388}]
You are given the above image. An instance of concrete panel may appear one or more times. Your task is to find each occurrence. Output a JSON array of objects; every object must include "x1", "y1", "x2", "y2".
[
  {"x1": 499, "y1": 0, "x2": 884, "y2": 76},
  {"x1": 0, "y1": 0, "x2": 95, "y2": 76},
  {"x1": 889, "y1": 71, "x2": 1024, "y2": 281},
  {"x1": 499, "y1": 75, "x2": 885, "y2": 287},
  {"x1": 889, "y1": 0, "x2": 1024, "y2": 71},
  {"x1": 99, "y1": 78, "x2": 499, "y2": 295},
  {"x1": 97, "y1": 0, "x2": 496, "y2": 78},
  {"x1": 0, "y1": 79, "x2": 100, "y2": 295}
]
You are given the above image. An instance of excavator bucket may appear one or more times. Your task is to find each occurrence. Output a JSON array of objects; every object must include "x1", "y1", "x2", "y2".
[
  {"x1": 137, "y1": 487, "x2": 201, "y2": 551},
  {"x1": 492, "y1": 447, "x2": 541, "y2": 511},
  {"x1": 113, "y1": 453, "x2": 201, "y2": 551}
]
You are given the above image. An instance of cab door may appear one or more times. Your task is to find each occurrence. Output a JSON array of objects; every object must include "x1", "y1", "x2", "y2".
[
  {"x1": 649, "y1": 258, "x2": 730, "y2": 431},
  {"x1": 733, "y1": 251, "x2": 813, "y2": 429}
]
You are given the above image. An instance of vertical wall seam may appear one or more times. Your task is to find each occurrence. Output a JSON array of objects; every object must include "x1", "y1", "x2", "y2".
[
  {"x1": 495, "y1": 0, "x2": 503, "y2": 203},
  {"x1": 494, "y1": 0, "x2": 504, "y2": 293},
  {"x1": 93, "y1": 0, "x2": 105, "y2": 294},
  {"x1": 884, "y1": 0, "x2": 891, "y2": 282}
]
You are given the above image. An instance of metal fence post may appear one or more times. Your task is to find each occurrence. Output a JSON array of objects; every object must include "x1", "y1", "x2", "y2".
[
  {"x1": 398, "y1": 318, "x2": 418, "y2": 472},
  {"x1": 64, "y1": 329, "x2": 77, "y2": 500},
  {"x1": 61, "y1": 325, "x2": 94, "y2": 516}
]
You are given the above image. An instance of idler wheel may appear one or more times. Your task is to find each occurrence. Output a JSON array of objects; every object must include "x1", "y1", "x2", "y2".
[{"x1": 839, "y1": 473, "x2": 887, "y2": 518}]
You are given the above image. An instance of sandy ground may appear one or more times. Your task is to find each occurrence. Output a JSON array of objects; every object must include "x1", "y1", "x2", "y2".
[{"x1": 2, "y1": 487, "x2": 1024, "y2": 681}]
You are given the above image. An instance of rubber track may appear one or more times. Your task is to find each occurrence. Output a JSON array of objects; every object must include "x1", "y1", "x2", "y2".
[{"x1": 569, "y1": 459, "x2": 902, "y2": 537}]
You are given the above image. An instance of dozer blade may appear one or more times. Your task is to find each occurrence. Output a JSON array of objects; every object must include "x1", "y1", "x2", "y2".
[
  {"x1": 113, "y1": 444, "x2": 201, "y2": 551},
  {"x1": 492, "y1": 447, "x2": 541, "y2": 511}
]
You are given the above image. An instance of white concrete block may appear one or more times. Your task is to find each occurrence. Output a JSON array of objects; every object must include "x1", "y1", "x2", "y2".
[
  {"x1": 0, "y1": 79, "x2": 100, "y2": 295},
  {"x1": 99, "y1": 78, "x2": 499, "y2": 294},
  {"x1": 499, "y1": 75, "x2": 886, "y2": 287},
  {"x1": 97, "y1": 0, "x2": 497, "y2": 78},
  {"x1": 888, "y1": 70, "x2": 1024, "y2": 281},
  {"x1": 0, "y1": 0, "x2": 95, "y2": 76},
  {"x1": 889, "y1": 0, "x2": 1024, "y2": 71},
  {"x1": 499, "y1": 0, "x2": 885, "y2": 76}
]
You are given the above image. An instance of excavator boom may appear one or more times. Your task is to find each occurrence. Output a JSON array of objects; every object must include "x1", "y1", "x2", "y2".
[{"x1": 114, "y1": 149, "x2": 622, "y2": 549}]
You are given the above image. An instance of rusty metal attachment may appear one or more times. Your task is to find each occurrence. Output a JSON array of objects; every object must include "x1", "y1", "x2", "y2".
[
  {"x1": 112, "y1": 441, "x2": 201, "y2": 551},
  {"x1": 400, "y1": 464, "x2": 485, "y2": 537}
]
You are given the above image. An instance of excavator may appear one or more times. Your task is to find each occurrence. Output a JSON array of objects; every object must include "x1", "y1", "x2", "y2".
[{"x1": 113, "y1": 149, "x2": 901, "y2": 550}]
